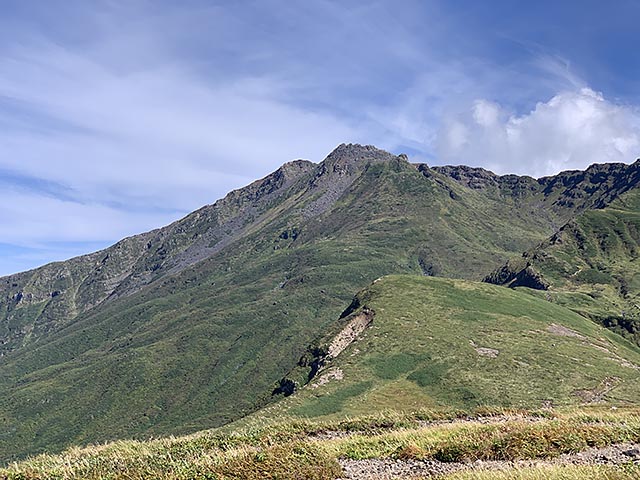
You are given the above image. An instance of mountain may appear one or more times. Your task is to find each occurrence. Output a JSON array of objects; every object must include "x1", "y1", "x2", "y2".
[{"x1": 1, "y1": 144, "x2": 639, "y2": 461}]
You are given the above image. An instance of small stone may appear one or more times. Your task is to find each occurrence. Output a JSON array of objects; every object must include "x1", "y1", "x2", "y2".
[{"x1": 623, "y1": 448, "x2": 640, "y2": 457}]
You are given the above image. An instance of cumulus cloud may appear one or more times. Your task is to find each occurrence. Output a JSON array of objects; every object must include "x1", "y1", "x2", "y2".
[{"x1": 436, "y1": 88, "x2": 640, "y2": 177}]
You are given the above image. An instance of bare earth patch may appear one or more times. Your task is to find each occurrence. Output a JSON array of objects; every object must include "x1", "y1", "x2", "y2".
[
  {"x1": 313, "y1": 415, "x2": 547, "y2": 443},
  {"x1": 573, "y1": 376, "x2": 621, "y2": 403},
  {"x1": 310, "y1": 368, "x2": 344, "y2": 389},
  {"x1": 544, "y1": 324, "x2": 639, "y2": 370},
  {"x1": 475, "y1": 347, "x2": 499, "y2": 358},
  {"x1": 469, "y1": 340, "x2": 499, "y2": 358},
  {"x1": 547, "y1": 323, "x2": 585, "y2": 339},
  {"x1": 328, "y1": 309, "x2": 374, "y2": 358}
]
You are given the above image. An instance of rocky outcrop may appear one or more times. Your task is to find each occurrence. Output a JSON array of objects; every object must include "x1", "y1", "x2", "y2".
[
  {"x1": 303, "y1": 144, "x2": 407, "y2": 218},
  {"x1": 434, "y1": 160, "x2": 640, "y2": 219},
  {"x1": 483, "y1": 257, "x2": 548, "y2": 291},
  {"x1": 538, "y1": 160, "x2": 640, "y2": 211},
  {"x1": 327, "y1": 309, "x2": 374, "y2": 358}
]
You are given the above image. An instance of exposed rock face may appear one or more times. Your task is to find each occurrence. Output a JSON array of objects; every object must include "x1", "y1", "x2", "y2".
[
  {"x1": 509, "y1": 266, "x2": 550, "y2": 290},
  {"x1": 539, "y1": 159, "x2": 640, "y2": 210},
  {"x1": 321, "y1": 143, "x2": 400, "y2": 174},
  {"x1": 276, "y1": 306, "x2": 374, "y2": 394},
  {"x1": 433, "y1": 160, "x2": 640, "y2": 215},
  {"x1": 327, "y1": 309, "x2": 374, "y2": 358},
  {"x1": 483, "y1": 256, "x2": 548, "y2": 291},
  {"x1": 304, "y1": 144, "x2": 407, "y2": 218},
  {"x1": 433, "y1": 165, "x2": 512, "y2": 189}
]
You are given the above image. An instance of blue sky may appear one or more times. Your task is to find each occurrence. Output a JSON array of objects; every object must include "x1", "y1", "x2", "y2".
[{"x1": 1, "y1": 0, "x2": 640, "y2": 275}]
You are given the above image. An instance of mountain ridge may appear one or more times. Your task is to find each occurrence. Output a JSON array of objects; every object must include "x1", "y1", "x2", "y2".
[{"x1": 2, "y1": 143, "x2": 640, "y2": 461}]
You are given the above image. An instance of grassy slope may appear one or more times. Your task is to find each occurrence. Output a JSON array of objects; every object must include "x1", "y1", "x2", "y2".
[
  {"x1": 269, "y1": 275, "x2": 640, "y2": 420},
  {"x1": 0, "y1": 159, "x2": 317, "y2": 357},
  {"x1": 3, "y1": 276, "x2": 640, "y2": 478},
  {"x1": 487, "y1": 187, "x2": 640, "y2": 345},
  {"x1": 0, "y1": 154, "x2": 575, "y2": 461},
  {"x1": 2, "y1": 397, "x2": 640, "y2": 479}
]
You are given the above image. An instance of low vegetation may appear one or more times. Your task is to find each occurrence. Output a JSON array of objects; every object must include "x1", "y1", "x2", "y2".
[
  {"x1": 2, "y1": 406, "x2": 639, "y2": 479},
  {"x1": 1, "y1": 147, "x2": 640, "y2": 468},
  {"x1": 4, "y1": 273, "x2": 640, "y2": 478}
]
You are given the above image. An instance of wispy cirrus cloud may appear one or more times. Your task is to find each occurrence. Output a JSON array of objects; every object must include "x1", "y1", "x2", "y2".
[
  {"x1": 1, "y1": 0, "x2": 640, "y2": 275},
  {"x1": 0, "y1": 40, "x2": 359, "y2": 209}
]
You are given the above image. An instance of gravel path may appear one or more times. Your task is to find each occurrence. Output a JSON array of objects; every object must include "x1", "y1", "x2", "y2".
[{"x1": 337, "y1": 443, "x2": 640, "y2": 479}]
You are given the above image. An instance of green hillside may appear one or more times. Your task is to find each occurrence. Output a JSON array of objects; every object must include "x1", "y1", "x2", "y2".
[
  {"x1": 486, "y1": 187, "x2": 640, "y2": 345},
  {"x1": 3, "y1": 274, "x2": 640, "y2": 479},
  {"x1": 267, "y1": 275, "x2": 640, "y2": 421},
  {"x1": 1, "y1": 145, "x2": 639, "y2": 462}
]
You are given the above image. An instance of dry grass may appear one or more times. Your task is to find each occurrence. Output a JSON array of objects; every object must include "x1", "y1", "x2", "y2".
[{"x1": 2, "y1": 406, "x2": 640, "y2": 479}]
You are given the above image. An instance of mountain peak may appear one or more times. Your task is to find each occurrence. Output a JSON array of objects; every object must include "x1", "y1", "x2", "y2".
[
  {"x1": 326, "y1": 142, "x2": 395, "y2": 159},
  {"x1": 5, "y1": 143, "x2": 640, "y2": 462},
  {"x1": 322, "y1": 143, "x2": 399, "y2": 174}
]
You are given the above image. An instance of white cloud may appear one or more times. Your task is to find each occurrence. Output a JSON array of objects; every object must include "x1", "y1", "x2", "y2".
[
  {"x1": 436, "y1": 88, "x2": 640, "y2": 176},
  {"x1": 472, "y1": 100, "x2": 501, "y2": 127},
  {"x1": 358, "y1": 51, "x2": 595, "y2": 160}
]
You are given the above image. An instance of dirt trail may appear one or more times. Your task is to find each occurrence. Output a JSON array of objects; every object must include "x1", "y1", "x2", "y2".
[{"x1": 338, "y1": 443, "x2": 640, "y2": 479}]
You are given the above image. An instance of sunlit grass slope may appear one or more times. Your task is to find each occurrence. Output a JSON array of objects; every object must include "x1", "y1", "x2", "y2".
[{"x1": 269, "y1": 275, "x2": 640, "y2": 420}]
